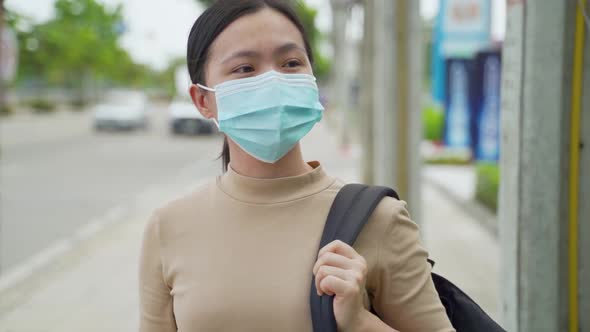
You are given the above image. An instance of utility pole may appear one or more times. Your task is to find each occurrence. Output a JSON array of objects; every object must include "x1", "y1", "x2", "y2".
[
  {"x1": 394, "y1": 0, "x2": 422, "y2": 219},
  {"x1": 359, "y1": 0, "x2": 375, "y2": 185},
  {"x1": 499, "y1": 1, "x2": 589, "y2": 331},
  {"x1": 0, "y1": 0, "x2": 4, "y2": 276},
  {"x1": 329, "y1": 0, "x2": 352, "y2": 148},
  {"x1": 371, "y1": 0, "x2": 394, "y2": 191},
  {"x1": 0, "y1": 0, "x2": 5, "y2": 114},
  {"x1": 370, "y1": 0, "x2": 422, "y2": 222}
]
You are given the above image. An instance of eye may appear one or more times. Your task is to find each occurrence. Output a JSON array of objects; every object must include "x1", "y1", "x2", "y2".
[
  {"x1": 232, "y1": 65, "x2": 255, "y2": 74},
  {"x1": 283, "y1": 59, "x2": 303, "y2": 69}
]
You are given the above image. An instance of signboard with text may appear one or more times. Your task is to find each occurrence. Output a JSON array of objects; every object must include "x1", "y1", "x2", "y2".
[
  {"x1": 431, "y1": 0, "x2": 491, "y2": 103},
  {"x1": 441, "y1": 0, "x2": 492, "y2": 56}
]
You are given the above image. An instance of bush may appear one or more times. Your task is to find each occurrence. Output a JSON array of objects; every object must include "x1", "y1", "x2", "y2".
[
  {"x1": 423, "y1": 103, "x2": 444, "y2": 142},
  {"x1": 0, "y1": 104, "x2": 14, "y2": 116},
  {"x1": 475, "y1": 162, "x2": 500, "y2": 212},
  {"x1": 30, "y1": 99, "x2": 57, "y2": 113},
  {"x1": 70, "y1": 98, "x2": 88, "y2": 110}
]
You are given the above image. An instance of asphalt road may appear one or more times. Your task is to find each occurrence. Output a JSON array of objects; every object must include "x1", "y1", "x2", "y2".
[{"x1": 0, "y1": 106, "x2": 223, "y2": 274}]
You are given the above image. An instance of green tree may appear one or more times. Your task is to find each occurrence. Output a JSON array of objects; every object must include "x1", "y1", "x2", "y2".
[
  {"x1": 15, "y1": 0, "x2": 144, "y2": 97},
  {"x1": 292, "y1": 2, "x2": 331, "y2": 80},
  {"x1": 194, "y1": 0, "x2": 331, "y2": 80}
]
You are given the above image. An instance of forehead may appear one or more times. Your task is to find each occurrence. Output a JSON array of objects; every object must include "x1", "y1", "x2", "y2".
[{"x1": 208, "y1": 8, "x2": 306, "y2": 62}]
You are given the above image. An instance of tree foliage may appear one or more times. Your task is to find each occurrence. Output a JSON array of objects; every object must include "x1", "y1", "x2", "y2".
[
  {"x1": 14, "y1": 0, "x2": 147, "y2": 88},
  {"x1": 291, "y1": 1, "x2": 331, "y2": 80}
]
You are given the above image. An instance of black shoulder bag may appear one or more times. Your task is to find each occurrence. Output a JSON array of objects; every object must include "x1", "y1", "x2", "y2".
[{"x1": 309, "y1": 184, "x2": 506, "y2": 332}]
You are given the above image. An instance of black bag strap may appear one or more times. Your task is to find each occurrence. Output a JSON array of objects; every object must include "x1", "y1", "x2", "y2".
[{"x1": 310, "y1": 184, "x2": 399, "y2": 332}]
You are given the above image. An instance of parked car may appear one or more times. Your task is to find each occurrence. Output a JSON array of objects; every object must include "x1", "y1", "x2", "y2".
[
  {"x1": 168, "y1": 100, "x2": 217, "y2": 135},
  {"x1": 93, "y1": 91, "x2": 150, "y2": 131}
]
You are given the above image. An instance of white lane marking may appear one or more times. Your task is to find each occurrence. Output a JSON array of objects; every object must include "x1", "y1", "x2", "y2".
[
  {"x1": 0, "y1": 161, "x2": 213, "y2": 293},
  {"x1": 0, "y1": 205, "x2": 127, "y2": 293}
]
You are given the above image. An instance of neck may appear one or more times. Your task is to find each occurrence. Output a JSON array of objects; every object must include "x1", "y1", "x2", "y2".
[{"x1": 227, "y1": 140, "x2": 312, "y2": 179}]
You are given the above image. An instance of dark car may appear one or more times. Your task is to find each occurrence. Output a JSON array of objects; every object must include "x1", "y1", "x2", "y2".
[{"x1": 168, "y1": 100, "x2": 217, "y2": 135}]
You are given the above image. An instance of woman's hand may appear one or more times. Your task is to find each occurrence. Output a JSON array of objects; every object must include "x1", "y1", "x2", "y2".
[
  {"x1": 313, "y1": 240, "x2": 370, "y2": 332},
  {"x1": 312, "y1": 240, "x2": 399, "y2": 332}
]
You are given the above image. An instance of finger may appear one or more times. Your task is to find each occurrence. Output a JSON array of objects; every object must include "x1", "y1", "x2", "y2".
[
  {"x1": 313, "y1": 252, "x2": 357, "y2": 275},
  {"x1": 319, "y1": 275, "x2": 360, "y2": 297},
  {"x1": 315, "y1": 265, "x2": 349, "y2": 296},
  {"x1": 318, "y1": 240, "x2": 361, "y2": 260}
]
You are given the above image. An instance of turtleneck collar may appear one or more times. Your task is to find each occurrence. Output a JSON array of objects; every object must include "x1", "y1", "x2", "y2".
[{"x1": 217, "y1": 161, "x2": 335, "y2": 204}]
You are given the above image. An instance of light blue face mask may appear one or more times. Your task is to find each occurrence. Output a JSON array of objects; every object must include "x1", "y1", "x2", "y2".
[{"x1": 197, "y1": 70, "x2": 324, "y2": 163}]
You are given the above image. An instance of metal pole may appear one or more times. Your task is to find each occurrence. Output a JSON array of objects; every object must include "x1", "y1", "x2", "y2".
[
  {"x1": 359, "y1": 0, "x2": 375, "y2": 185},
  {"x1": 407, "y1": 0, "x2": 422, "y2": 223},
  {"x1": 571, "y1": 2, "x2": 589, "y2": 330},
  {"x1": 0, "y1": 0, "x2": 5, "y2": 276},
  {"x1": 394, "y1": 0, "x2": 422, "y2": 221},
  {"x1": 371, "y1": 0, "x2": 421, "y2": 221},
  {"x1": 579, "y1": 3, "x2": 590, "y2": 331},
  {"x1": 0, "y1": 0, "x2": 5, "y2": 113},
  {"x1": 372, "y1": 0, "x2": 396, "y2": 187},
  {"x1": 330, "y1": 0, "x2": 351, "y2": 147}
]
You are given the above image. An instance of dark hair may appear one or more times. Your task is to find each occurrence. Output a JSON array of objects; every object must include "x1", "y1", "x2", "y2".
[{"x1": 187, "y1": 0, "x2": 314, "y2": 172}]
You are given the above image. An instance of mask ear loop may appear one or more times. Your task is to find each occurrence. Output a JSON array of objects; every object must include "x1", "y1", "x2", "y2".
[
  {"x1": 195, "y1": 83, "x2": 219, "y2": 128},
  {"x1": 196, "y1": 83, "x2": 215, "y2": 92}
]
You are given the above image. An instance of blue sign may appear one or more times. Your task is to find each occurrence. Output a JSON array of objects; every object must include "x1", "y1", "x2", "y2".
[
  {"x1": 473, "y1": 51, "x2": 501, "y2": 161},
  {"x1": 431, "y1": 14, "x2": 446, "y2": 104},
  {"x1": 431, "y1": 0, "x2": 492, "y2": 104},
  {"x1": 444, "y1": 59, "x2": 473, "y2": 149}
]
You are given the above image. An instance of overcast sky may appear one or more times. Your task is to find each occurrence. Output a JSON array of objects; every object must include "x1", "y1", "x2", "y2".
[{"x1": 5, "y1": 0, "x2": 505, "y2": 70}]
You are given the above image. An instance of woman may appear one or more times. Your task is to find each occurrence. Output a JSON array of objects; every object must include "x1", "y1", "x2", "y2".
[{"x1": 139, "y1": 0, "x2": 455, "y2": 331}]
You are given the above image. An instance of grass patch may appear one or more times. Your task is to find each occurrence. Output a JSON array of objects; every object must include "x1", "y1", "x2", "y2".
[
  {"x1": 425, "y1": 155, "x2": 472, "y2": 165},
  {"x1": 70, "y1": 98, "x2": 88, "y2": 111},
  {"x1": 423, "y1": 103, "x2": 444, "y2": 142},
  {"x1": 0, "y1": 104, "x2": 14, "y2": 117},
  {"x1": 30, "y1": 99, "x2": 57, "y2": 113},
  {"x1": 475, "y1": 162, "x2": 499, "y2": 212}
]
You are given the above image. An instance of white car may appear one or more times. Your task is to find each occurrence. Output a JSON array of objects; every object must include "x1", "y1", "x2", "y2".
[
  {"x1": 93, "y1": 91, "x2": 150, "y2": 131},
  {"x1": 168, "y1": 100, "x2": 217, "y2": 135}
]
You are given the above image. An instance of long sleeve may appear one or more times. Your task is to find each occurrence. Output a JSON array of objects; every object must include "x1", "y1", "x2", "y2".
[
  {"x1": 372, "y1": 203, "x2": 455, "y2": 332},
  {"x1": 139, "y1": 212, "x2": 177, "y2": 332}
]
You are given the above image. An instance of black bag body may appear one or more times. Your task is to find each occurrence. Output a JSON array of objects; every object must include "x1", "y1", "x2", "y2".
[{"x1": 309, "y1": 184, "x2": 506, "y2": 332}]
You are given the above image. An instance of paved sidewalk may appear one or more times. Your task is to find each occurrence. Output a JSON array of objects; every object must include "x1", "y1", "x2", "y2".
[
  {"x1": 423, "y1": 164, "x2": 499, "y2": 234},
  {"x1": 0, "y1": 124, "x2": 500, "y2": 331},
  {"x1": 422, "y1": 183, "x2": 500, "y2": 321},
  {"x1": 423, "y1": 165, "x2": 476, "y2": 202}
]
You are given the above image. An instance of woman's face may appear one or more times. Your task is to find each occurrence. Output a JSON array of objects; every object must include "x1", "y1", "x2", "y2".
[{"x1": 192, "y1": 8, "x2": 312, "y2": 119}]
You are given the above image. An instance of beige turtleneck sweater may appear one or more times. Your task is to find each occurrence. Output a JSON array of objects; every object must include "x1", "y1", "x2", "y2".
[{"x1": 139, "y1": 161, "x2": 455, "y2": 332}]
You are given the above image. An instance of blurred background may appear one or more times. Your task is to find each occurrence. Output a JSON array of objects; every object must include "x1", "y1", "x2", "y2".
[{"x1": 0, "y1": 0, "x2": 589, "y2": 331}]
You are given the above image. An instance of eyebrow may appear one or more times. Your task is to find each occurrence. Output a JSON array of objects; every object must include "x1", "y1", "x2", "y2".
[
  {"x1": 221, "y1": 50, "x2": 261, "y2": 64},
  {"x1": 273, "y1": 42, "x2": 307, "y2": 57},
  {"x1": 220, "y1": 43, "x2": 307, "y2": 65}
]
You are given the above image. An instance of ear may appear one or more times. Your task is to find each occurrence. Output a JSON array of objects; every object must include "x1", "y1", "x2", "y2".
[{"x1": 189, "y1": 84, "x2": 216, "y2": 120}]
